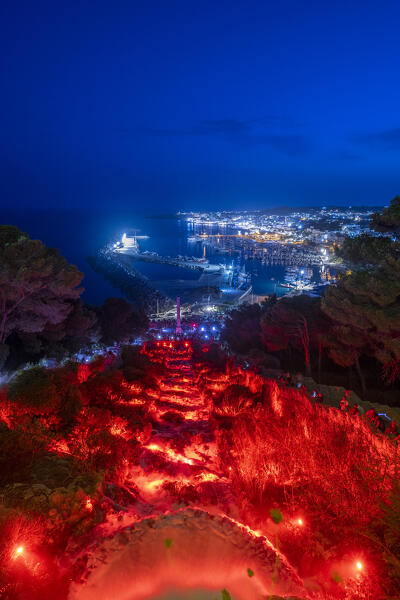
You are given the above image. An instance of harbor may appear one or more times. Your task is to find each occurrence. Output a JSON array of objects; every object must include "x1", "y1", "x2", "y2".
[
  {"x1": 103, "y1": 230, "x2": 253, "y2": 312},
  {"x1": 95, "y1": 212, "x2": 342, "y2": 314}
]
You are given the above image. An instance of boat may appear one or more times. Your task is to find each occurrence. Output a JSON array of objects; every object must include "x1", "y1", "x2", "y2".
[{"x1": 278, "y1": 282, "x2": 296, "y2": 289}]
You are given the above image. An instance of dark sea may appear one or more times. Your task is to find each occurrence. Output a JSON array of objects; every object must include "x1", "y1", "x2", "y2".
[{"x1": 1, "y1": 208, "x2": 323, "y2": 305}]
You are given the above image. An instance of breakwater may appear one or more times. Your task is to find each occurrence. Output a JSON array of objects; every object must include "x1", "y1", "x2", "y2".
[{"x1": 87, "y1": 248, "x2": 172, "y2": 313}]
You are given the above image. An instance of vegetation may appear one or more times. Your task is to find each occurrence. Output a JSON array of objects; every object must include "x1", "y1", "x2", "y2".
[
  {"x1": 222, "y1": 298, "x2": 276, "y2": 355},
  {"x1": 222, "y1": 383, "x2": 397, "y2": 598},
  {"x1": 261, "y1": 294, "x2": 325, "y2": 376},
  {"x1": 0, "y1": 341, "x2": 398, "y2": 598},
  {"x1": 95, "y1": 296, "x2": 148, "y2": 345},
  {"x1": 0, "y1": 226, "x2": 148, "y2": 370},
  {"x1": 370, "y1": 195, "x2": 400, "y2": 235},
  {"x1": 323, "y1": 197, "x2": 400, "y2": 389},
  {"x1": 1, "y1": 201, "x2": 400, "y2": 598},
  {"x1": 0, "y1": 226, "x2": 83, "y2": 367},
  {"x1": 221, "y1": 198, "x2": 400, "y2": 400}
]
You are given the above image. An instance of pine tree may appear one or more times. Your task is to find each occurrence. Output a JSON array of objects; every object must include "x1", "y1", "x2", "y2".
[
  {"x1": 0, "y1": 226, "x2": 83, "y2": 362},
  {"x1": 322, "y1": 201, "x2": 400, "y2": 386},
  {"x1": 261, "y1": 295, "x2": 324, "y2": 376},
  {"x1": 370, "y1": 195, "x2": 400, "y2": 236}
]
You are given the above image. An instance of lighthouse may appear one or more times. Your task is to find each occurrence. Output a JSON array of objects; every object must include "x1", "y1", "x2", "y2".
[{"x1": 176, "y1": 296, "x2": 183, "y2": 335}]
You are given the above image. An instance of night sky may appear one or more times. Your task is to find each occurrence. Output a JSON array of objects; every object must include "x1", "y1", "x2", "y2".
[{"x1": 1, "y1": 0, "x2": 400, "y2": 212}]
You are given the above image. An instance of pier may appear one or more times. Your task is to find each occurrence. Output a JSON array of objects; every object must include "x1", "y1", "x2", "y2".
[{"x1": 120, "y1": 249, "x2": 224, "y2": 274}]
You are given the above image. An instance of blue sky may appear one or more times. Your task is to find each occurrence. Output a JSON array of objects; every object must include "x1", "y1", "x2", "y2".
[{"x1": 1, "y1": 0, "x2": 400, "y2": 211}]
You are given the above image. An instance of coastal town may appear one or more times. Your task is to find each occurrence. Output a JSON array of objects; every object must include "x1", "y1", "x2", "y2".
[
  {"x1": 181, "y1": 205, "x2": 376, "y2": 243},
  {"x1": 99, "y1": 206, "x2": 377, "y2": 319}
]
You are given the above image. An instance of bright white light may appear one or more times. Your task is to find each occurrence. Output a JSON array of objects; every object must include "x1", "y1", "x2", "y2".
[
  {"x1": 200, "y1": 327, "x2": 205, "y2": 332},
  {"x1": 356, "y1": 561, "x2": 363, "y2": 571},
  {"x1": 122, "y1": 233, "x2": 127, "y2": 244},
  {"x1": 297, "y1": 518, "x2": 303, "y2": 526},
  {"x1": 300, "y1": 270, "x2": 304, "y2": 275},
  {"x1": 13, "y1": 546, "x2": 24, "y2": 559}
]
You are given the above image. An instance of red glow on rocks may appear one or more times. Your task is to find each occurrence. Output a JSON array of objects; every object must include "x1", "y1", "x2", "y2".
[{"x1": 147, "y1": 443, "x2": 161, "y2": 452}]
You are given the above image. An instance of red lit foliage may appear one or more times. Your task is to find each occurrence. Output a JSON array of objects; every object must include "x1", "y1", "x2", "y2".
[
  {"x1": 0, "y1": 341, "x2": 399, "y2": 599},
  {"x1": 212, "y1": 379, "x2": 398, "y2": 597}
]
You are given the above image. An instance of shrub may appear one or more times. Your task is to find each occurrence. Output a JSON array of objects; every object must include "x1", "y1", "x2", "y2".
[
  {"x1": 7, "y1": 367, "x2": 59, "y2": 416},
  {"x1": 213, "y1": 384, "x2": 254, "y2": 417}
]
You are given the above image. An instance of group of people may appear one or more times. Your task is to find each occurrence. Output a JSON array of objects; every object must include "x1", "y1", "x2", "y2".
[
  {"x1": 339, "y1": 390, "x2": 399, "y2": 440},
  {"x1": 278, "y1": 373, "x2": 400, "y2": 442},
  {"x1": 278, "y1": 372, "x2": 309, "y2": 390},
  {"x1": 278, "y1": 372, "x2": 400, "y2": 442},
  {"x1": 339, "y1": 391, "x2": 362, "y2": 414},
  {"x1": 364, "y1": 408, "x2": 399, "y2": 438}
]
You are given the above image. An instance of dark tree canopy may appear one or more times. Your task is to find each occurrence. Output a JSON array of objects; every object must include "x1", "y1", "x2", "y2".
[
  {"x1": 323, "y1": 201, "x2": 400, "y2": 385},
  {"x1": 370, "y1": 196, "x2": 400, "y2": 236},
  {"x1": 0, "y1": 225, "x2": 83, "y2": 346},
  {"x1": 337, "y1": 233, "x2": 400, "y2": 266},
  {"x1": 261, "y1": 294, "x2": 325, "y2": 375},
  {"x1": 221, "y1": 297, "x2": 277, "y2": 355},
  {"x1": 322, "y1": 266, "x2": 400, "y2": 373},
  {"x1": 97, "y1": 297, "x2": 149, "y2": 345}
]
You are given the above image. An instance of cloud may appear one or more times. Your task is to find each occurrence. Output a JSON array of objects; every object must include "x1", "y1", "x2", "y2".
[
  {"x1": 136, "y1": 117, "x2": 308, "y2": 156},
  {"x1": 250, "y1": 134, "x2": 308, "y2": 156},
  {"x1": 256, "y1": 115, "x2": 303, "y2": 128},
  {"x1": 332, "y1": 150, "x2": 362, "y2": 161},
  {"x1": 141, "y1": 119, "x2": 251, "y2": 137},
  {"x1": 353, "y1": 127, "x2": 400, "y2": 150}
]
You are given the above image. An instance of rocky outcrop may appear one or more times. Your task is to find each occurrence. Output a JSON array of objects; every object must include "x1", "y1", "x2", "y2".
[{"x1": 69, "y1": 508, "x2": 309, "y2": 600}]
